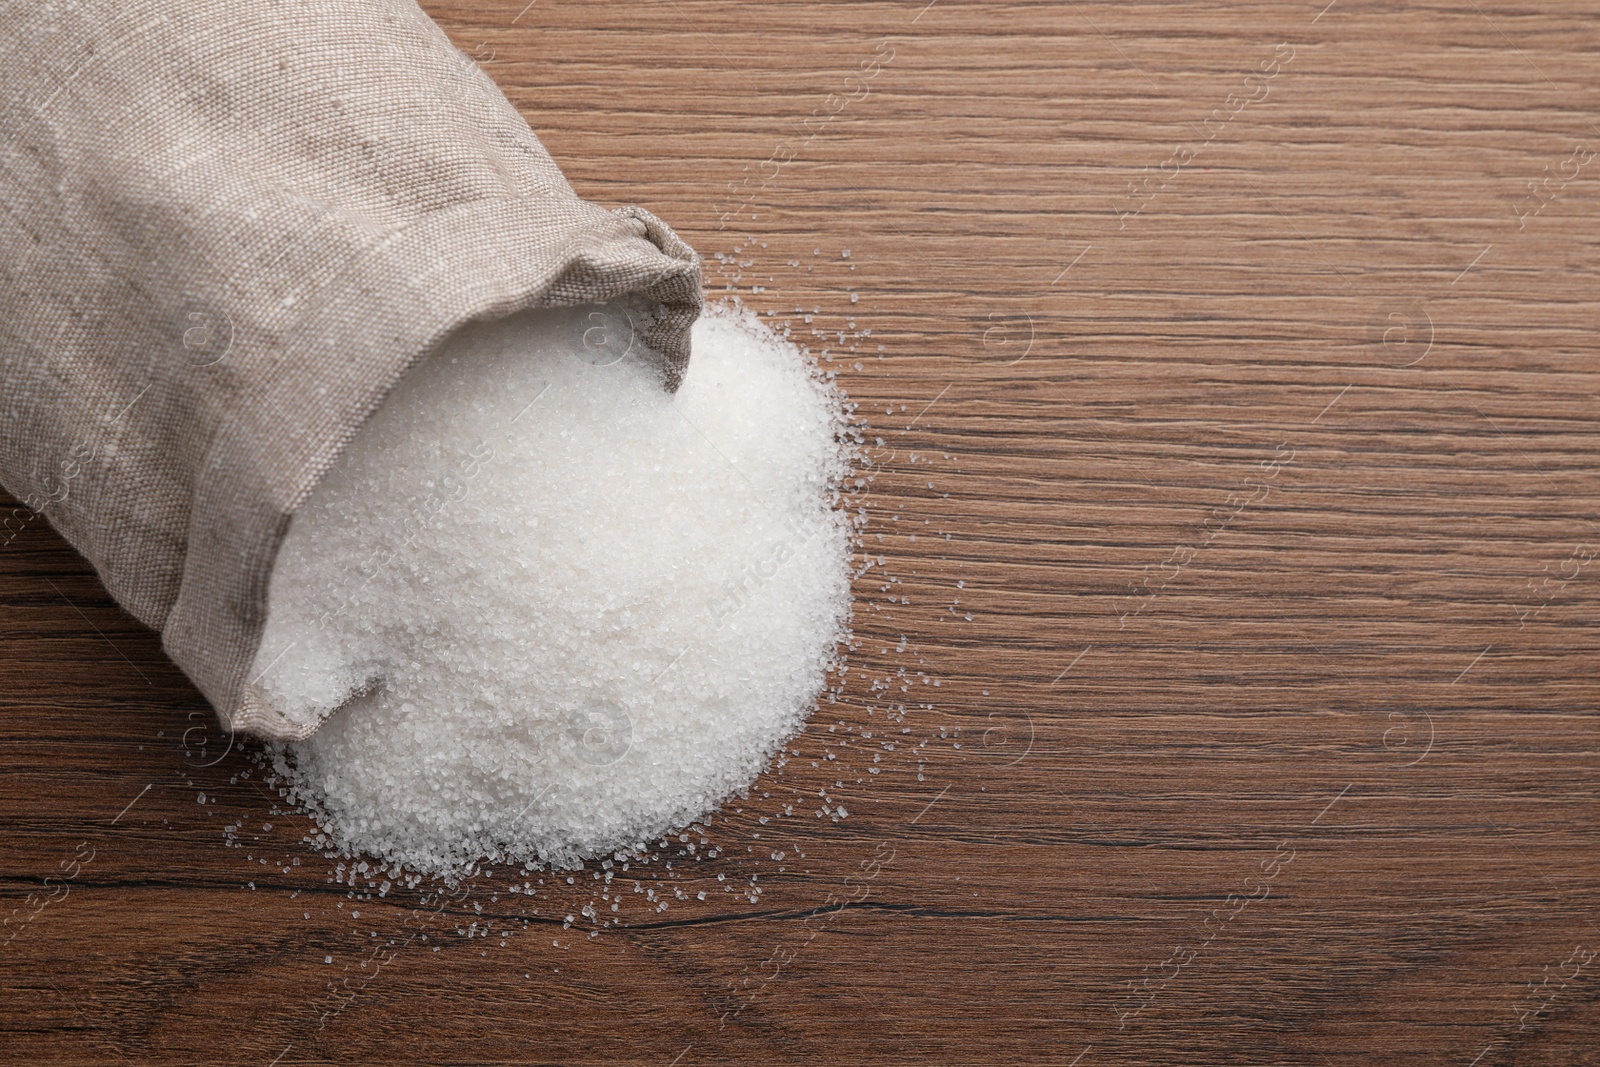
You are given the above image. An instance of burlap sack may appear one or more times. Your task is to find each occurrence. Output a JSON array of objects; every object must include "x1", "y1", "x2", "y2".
[{"x1": 0, "y1": 0, "x2": 702, "y2": 740}]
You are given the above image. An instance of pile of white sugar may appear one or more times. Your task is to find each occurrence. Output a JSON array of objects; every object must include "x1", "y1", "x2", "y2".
[{"x1": 253, "y1": 301, "x2": 855, "y2": 877}]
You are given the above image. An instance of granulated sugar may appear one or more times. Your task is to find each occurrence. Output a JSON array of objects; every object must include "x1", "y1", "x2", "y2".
[{"x1": 254, "y1": 301, "x2": 855, "y2": 877}]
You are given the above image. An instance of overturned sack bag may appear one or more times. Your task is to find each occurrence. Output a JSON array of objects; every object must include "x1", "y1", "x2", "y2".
[{"x1": 0, "y1": 0, "x2": 702, "y2": 740}]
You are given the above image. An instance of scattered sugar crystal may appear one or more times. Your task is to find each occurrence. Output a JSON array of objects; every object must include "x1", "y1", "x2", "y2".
[{"x1": 255, "y1": 301, "x2": 855, "y2": 877}]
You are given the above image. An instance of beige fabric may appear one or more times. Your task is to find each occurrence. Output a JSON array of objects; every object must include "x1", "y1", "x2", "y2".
[{"x1": 0, "y1": 0, "x2": 702, "y2": 740}]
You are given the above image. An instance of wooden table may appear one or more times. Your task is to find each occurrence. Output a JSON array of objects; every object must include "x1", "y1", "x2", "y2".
[{"x1": 4, "y1": 1, "x2": 1598, "y2": 1063}]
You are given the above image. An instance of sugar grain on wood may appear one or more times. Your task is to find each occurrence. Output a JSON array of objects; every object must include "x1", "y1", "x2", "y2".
[{"x1": 253, "y1": 302, "x2": 854, "y2": 876}]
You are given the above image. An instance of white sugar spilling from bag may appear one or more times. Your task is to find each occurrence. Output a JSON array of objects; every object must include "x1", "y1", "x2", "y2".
[{"x1": 255, "y1": 302, "x2": 853, "y2": 876}]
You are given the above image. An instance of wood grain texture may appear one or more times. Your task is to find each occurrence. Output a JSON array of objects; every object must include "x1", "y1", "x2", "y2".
[{"x1": 4, "y1": 1, "x2": 1599, "y2": 1063}]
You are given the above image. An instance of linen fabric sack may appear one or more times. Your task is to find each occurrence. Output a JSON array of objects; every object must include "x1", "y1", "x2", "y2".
[{"x1": 0, "y1": 0, "x2": 702, "y2": 739}]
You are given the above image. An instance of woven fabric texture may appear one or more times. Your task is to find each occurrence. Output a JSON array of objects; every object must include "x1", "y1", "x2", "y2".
[{"x1": 0, "y1": 0, "x2": 703, "y2": 740}]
